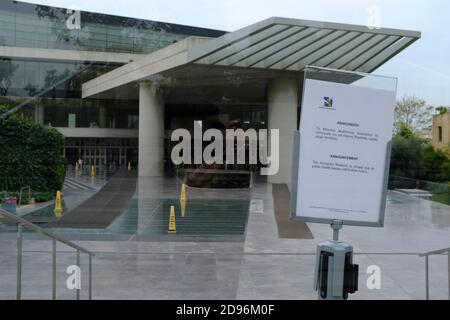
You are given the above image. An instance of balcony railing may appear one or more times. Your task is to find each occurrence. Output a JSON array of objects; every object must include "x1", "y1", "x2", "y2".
[
  {"x1": 0, "y1": 208, "x2": 95, "y2": 300},
  {"x1": 419, "y1": 247, "x2": 450, "y2": 300}
]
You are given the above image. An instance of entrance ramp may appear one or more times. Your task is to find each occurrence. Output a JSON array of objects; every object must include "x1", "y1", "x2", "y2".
[{"x1": 48, "y1": 169, "x2": 137, "y2": 229}]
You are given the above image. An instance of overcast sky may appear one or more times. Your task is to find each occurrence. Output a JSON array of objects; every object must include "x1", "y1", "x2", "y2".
[{"x1": 21, "y1": 0, "x2": 450, "y2": 107}]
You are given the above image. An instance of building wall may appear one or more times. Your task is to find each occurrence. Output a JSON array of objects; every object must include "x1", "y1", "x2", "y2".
[
  {"x1": 0, "y1": 1, "x2": 224, "y2": 135},
  {"x1": 432, "y1": 113, "x2": 450, "y2": 150},
  {"x1": 0, "y1": 1, "x2": 225, "y2": 168}
]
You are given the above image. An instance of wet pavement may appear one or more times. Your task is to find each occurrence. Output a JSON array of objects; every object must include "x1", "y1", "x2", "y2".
[{"x1": 0, "y1": 177, "x2": 449, "y2": 300}]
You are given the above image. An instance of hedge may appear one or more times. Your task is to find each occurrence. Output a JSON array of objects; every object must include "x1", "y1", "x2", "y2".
[{"x1": 0, "y1": 105, "x2": 66, "y2": 196}]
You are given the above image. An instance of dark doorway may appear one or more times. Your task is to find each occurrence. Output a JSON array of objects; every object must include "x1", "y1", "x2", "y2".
[
  {"x1": 65, "y1": 147, "x2": 79, "y2": 166},
  {"x1": 107, "y1": 148, "x2": 120, "y2": 167},
  {"x1": 127, "y1": 148, "x2": 138, "y2": 166}
]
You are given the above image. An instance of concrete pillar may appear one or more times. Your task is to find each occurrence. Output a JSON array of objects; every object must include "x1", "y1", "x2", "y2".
[
  {"x1": 267, "y1": 77, "x2": 299, "y2": 187},
  {"x1": 139, "y1": 82, "x2": 165, "y2": 177},
  {"x1": 35, "y1": 104, "x2": 44, "y2": 124}
]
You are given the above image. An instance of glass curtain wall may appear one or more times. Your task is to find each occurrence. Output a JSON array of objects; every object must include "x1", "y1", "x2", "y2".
[{"x1": 0, "y1": 1, "x2": 225, "y2": 54}]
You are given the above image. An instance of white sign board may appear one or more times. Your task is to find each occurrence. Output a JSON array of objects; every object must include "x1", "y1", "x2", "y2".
[{"x1": 291, "y1": 68, "x2": 397, "y2": 227}]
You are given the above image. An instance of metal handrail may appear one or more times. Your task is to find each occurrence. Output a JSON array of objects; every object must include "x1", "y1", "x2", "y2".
[
  {"x1": 0, "y1": 208, "x2": 95, "y2": 300},
  {"x1": 419, "y1": 247, "x2": 450, "y2": 257},
  {"x1": 419, "y1": 247, "x2": 450, "y2": 300},
  {"x1": 18, "y1": 186, "x2": 31, "y2": 208}
]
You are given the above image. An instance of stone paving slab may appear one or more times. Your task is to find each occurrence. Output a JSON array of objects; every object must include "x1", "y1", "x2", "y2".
[{"x1": 0, "y1": 179, "x2": 449, "y2": 300}]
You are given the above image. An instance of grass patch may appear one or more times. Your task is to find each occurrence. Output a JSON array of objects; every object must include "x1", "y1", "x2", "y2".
[{"x1": 431, "y1": 192, "x2": 450, "y2": 206}]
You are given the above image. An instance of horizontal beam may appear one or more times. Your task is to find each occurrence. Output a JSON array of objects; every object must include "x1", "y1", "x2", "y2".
[
  {"x1": 82, "y1": 37, "x2": 209, "y2": 98},
  {"x1": 57, "y1": 128, "x2": 138, "y2": 138},
  {"x1": 0, "y1": 45, "x2": 143, "y2": 64}
]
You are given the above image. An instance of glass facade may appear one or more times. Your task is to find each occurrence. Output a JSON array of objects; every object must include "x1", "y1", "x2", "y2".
[
  {"x1": 0, "y1": 1, "x2": 226, "y2": 167},
  {"x1": 64, "y1": 138, "x2": 139, "y2": 167},
  {"x1": 0, "y1": 1, "x2": 269, "y2": 180},
  {"x1": 0, "y1": 1, "x2": 225, "y2": 54},
  {"x1": 1, "y1": 58, "x2": 121, "y2": 98},
  {"x1": 0, "y1": 58, "x2": 138, "y2": 129}
]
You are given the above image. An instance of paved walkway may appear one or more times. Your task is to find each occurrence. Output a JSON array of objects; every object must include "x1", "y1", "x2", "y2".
[
  {"x1": 48, "y1": 169, "x2": 137, "y2": 229},
  {"x1": 0, "y1": 178, "x2": 449, "y2": 300},
  {"x1": 272, "y1": 184, "x2": 313, "y2": 239},
  {"x1": 63, "y1": 177, "x2": 100, "y2": 192}
]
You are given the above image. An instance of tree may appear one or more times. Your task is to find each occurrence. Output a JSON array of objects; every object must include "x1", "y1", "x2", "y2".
[
  {"x1": 436, "y1": 106, "x2": 449, "y2": 115},
  {"x1": 390, "y1": 133, "x2": 426, "y2": 179},
  {"x1": 421, "y1": 146, "x2": 450, "y2": 182},
  {"x1": 390, "y1": 127, "x2": 450, "y2": 183},
  {"x1": 394, "y1": 95, "x2": 433, "y2": 133},
  {"x1": 397, "y1": 122, "x2": 414, "y2": 139}
]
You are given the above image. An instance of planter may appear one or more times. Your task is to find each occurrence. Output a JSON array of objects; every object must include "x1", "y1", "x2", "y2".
[{"x1": 2, "y1": 198, "x2": 17, "y2": 213}]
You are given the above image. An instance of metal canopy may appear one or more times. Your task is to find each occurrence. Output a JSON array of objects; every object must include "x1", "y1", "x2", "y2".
[
  {"x1": 82, "y1": 17, "x2": 420, "y2": 98},
  {"x1": 188, "y1": 17, "x2": 421, "y2": 73}
]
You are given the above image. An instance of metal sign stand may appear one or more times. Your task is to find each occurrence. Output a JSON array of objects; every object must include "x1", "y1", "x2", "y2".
[
  {"x1": 331, "y1": 219, "x2": 343, "y2": 241},
  {"x1": 314, "y1": 220, "x2": 359, "y2": 300},
  {"x1": 291, "y1": 67, "x2": 398, "y2": 300}
]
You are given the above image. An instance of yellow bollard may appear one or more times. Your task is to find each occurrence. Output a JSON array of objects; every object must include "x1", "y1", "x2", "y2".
[
  {"x1": 54, "y1": 191, "x2": 62, "y2": 218},
  {"x1": 179, "y1": 184, "x2": 187, "y2": 217},
  {"x1": 180, "y1": 198, "x2": 186, "y2": 218},
  {"x1": 180, "y1": 183, "x2": 186, "y2": 201},
  {"x1": 168, "y1": 206, "x2": 176, "y2": 234},
  {"x1": 91, "y1": 165, "x2": 96, "y2": 178},
  {"x1": 128, "y1": 161, "x2": 131, "y2": 171}
]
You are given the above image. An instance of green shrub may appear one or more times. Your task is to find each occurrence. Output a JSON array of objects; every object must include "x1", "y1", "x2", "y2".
[
  {"x1": 390, "y1": 130, "x2": 450, "y2": 183},
  {"x1": 390, "y1": 134, "x2": 426, "y2": 179},
  {"x1": 421, "y1": 146, "x2": 450, "y2": 182},
  {"x1": 0, "y1": 105, "x2": 66, "y2": 195},
  {"x1": 31, "y1": 192, "x2": 54, "y2": 203}
]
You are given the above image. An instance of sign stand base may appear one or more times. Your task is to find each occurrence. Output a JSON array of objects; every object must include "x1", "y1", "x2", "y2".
[{"x1": 314, "y1": 220, "x2": 359, "y2": 300}]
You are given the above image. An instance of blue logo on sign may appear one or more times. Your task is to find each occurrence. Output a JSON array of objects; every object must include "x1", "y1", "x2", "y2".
[{"x1": 323, "y1": 97, "x2": 333, "y2": 108}]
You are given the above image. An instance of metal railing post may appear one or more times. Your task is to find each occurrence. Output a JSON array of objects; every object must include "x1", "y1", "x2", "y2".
[
  {"x1": 89, "y1": 254, "x2": 93, "y2": 300},
  {"x1": 52, "y1": 239, "x2": 56, "y2": 300},
  {"x1": 448, "y1": 252, "x2": 450, "y2": 300},
  {"x1": 425, "y1": 255, "x2": 429, "y2": 300},
  {"x1": 0, "y1": 208, "x2": 95, "y2": 300},
  {"x1": 16, "y1": 224, "x2": 22, "y2": 300},
  {"x1": 420, "y1": 247, "x2": 450, "y2": 300},
  {"x1": 76, "y1": 250, "x2": 80, "y2": 300},
  {"x1": 1, "y1": 209, "x2": 94, "y2": 301}
]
